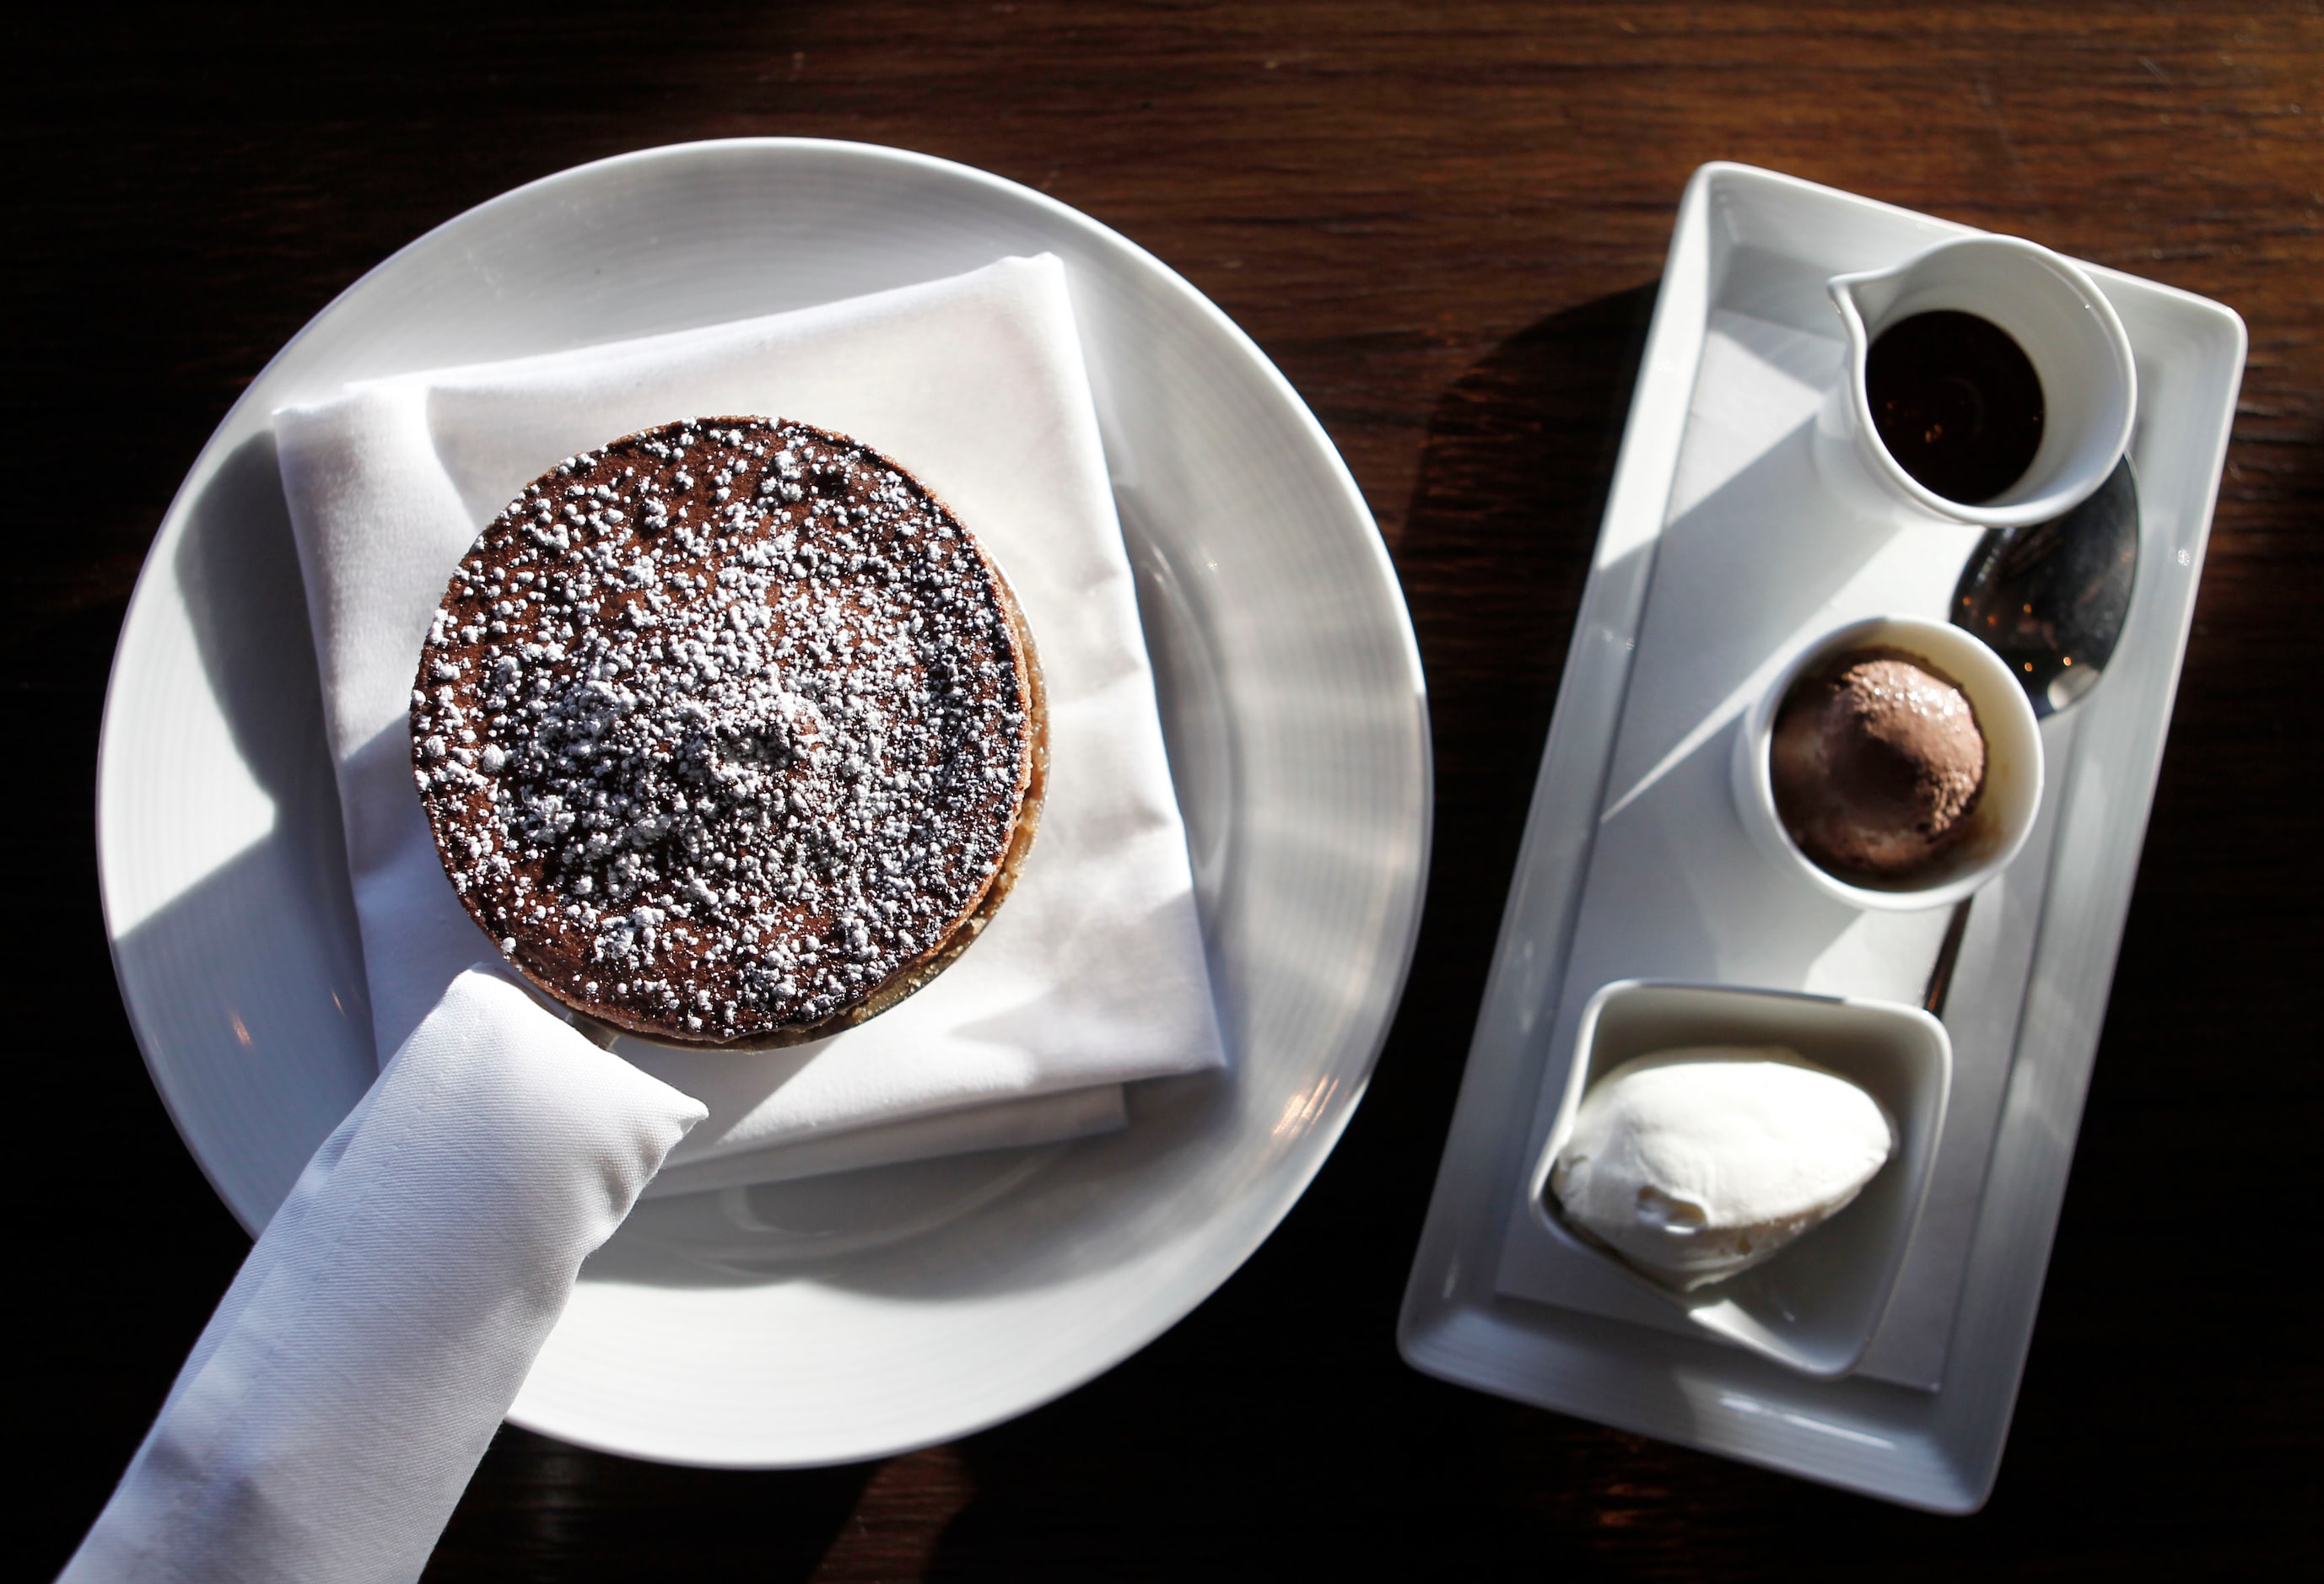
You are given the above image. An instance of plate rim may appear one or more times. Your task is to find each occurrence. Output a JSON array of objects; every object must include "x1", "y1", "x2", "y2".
[{"x1": 96, "y1": 137, "x2": 1434, "y2": 1462}]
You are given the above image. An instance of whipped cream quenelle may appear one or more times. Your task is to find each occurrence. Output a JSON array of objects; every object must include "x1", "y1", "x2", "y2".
[{"x1": 1548, "y1": 1047, "x2": 1895, "y2": 1291}]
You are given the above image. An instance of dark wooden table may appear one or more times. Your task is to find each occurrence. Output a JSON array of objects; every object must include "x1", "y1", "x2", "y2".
[{"x1": 18, "y1": 4, "x2": 2319, "y2": 1576}]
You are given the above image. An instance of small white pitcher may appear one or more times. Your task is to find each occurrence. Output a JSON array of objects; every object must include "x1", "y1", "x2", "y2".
[{"x1": 1814, "y1": 235, "x2": 2136, "y2": 529}]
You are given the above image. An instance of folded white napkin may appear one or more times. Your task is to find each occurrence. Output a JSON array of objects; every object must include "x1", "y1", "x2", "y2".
[
  {"x1": 274, "y1": 256, "x2": 1225, "y2": 1189},
  {"x1": 62, "y1": 969, "x2": 706, "y2": 1584}
]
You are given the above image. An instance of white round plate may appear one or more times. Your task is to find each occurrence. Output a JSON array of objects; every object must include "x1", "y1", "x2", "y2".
[{"x1": 98, "y1": 140, "x2": 1430, "y2": 1467}]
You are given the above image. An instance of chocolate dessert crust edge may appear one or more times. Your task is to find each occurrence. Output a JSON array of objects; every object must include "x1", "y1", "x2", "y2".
[{"x1": 413, "y1": 415, "x2": 1048, "y2": 1053}]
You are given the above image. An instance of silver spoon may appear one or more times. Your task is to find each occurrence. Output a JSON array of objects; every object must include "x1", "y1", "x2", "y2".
[{"x1": 1922, "y1": 457, "x2": 2139, "y2": 1015}]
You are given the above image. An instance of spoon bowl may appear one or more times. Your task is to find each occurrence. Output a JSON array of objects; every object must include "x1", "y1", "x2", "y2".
[{"x1": 1951, "y1": 457, "x2": 2140, "y2": 718}]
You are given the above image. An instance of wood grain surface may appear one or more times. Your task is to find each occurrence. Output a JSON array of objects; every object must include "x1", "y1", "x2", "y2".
[{"x1": 15, "y1": 3, "x2": 2319, "y2": 1576}]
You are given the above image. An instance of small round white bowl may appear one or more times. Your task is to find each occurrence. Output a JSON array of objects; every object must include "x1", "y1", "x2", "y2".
[{"x1": 1731, "y1": 615, "x2": 2044, "y2": 912}]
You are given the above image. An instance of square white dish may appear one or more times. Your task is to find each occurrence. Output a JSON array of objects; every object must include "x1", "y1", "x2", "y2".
[
  {"x1": 1398, "y1": 162, "x2": 2243, "y2": 1511},
  {"x1": 1528, "y1": 980, "x2": 1950, "y2": 1381}
]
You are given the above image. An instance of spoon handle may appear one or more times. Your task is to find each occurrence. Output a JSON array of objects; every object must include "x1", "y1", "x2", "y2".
[{"x1": 1922, "y1": 897, "x2": 1973, "y2": 1018}]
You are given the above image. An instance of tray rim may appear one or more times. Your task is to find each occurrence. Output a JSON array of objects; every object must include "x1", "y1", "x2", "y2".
[{"x1": 1395, "y1": 159, "x2": 2245, "y2": 1512}]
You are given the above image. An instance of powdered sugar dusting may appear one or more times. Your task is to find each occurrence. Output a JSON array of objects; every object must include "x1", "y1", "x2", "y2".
[{"x1": 411, "y1": 418, "x2": 1033, "y2": 1043}]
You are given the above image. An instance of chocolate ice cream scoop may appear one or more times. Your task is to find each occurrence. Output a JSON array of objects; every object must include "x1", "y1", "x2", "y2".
[{"x1": 1770, "y1": 649, "x2": 1987, "y2": 880}]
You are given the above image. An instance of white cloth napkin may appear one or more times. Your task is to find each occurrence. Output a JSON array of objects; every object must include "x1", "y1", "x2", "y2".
[
  {"x1": 274, "y1": 256, "x2": 1226, "y2": 1190},
  {"x1": 62, "y1": 969, "x2": 707, "y2": 1584}
]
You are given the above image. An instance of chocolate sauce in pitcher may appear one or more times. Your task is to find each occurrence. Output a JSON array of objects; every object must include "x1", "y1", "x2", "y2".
[{"x1": 1866, "y1": 310, "x2": 2045, "y2": 504}]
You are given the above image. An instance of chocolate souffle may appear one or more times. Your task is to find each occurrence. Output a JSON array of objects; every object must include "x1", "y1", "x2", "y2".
[{"x1": 410, "y1": 418, "x2": 1046, "y2": 1048}]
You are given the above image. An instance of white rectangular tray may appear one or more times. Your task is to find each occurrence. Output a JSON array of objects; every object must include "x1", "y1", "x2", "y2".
[{"x1": 1396, "y1": 163, "x2": 2244, "y2": 1512}]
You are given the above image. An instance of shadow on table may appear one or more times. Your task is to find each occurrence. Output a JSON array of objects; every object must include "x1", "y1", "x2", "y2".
[
  {"x1": 425, "y1": 1425, "x2": 874, "y2": 1581},
  {"x1": 908, "y1": 284, "x2": 1669, "y2": 1579}
]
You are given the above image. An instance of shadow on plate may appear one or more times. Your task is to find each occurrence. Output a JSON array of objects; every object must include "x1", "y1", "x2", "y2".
[{"x1": 111, "y1": 431, "x2": 374, "y2": 1227}]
